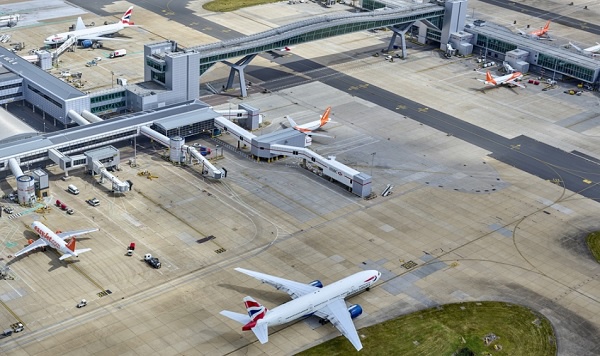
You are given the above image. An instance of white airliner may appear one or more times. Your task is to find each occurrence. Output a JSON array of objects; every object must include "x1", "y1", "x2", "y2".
[
  {"x1": 220, "y1": 267, "x2": 381, "y2": 351},
  {"x1": 14, "y1": 221, "x2": 97, "y2": 260},
  {"x1": 569, "y1": 42, "x2": 600, "y2": 57},
  {"x1": 286, "y1": 106, "x2": 334, "y2": 137},
  {"x1": 515, "y1": 20, "x2": 551, "y2": 40},
  {"x1": 478, "y1": 70, "x2": 525, "y2": 88},
  {"x1": 44, "y1": 6, "x2": 134, "y2": 45}
]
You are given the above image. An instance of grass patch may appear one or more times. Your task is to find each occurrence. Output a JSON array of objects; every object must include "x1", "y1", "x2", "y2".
[
  {"x1": 298, "y1": 302, "x2": 556, "y2": 356},
  {"x1": 203, "y1": 0, "x2": 281, "y2": 12},
  {"x1": 586, "y1": 231, "x2": 600, "y2": 262}
]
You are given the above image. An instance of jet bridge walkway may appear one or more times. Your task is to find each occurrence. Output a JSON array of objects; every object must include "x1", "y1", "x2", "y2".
[{"x1": 148, "y1": 4, "x2": 444, "y2": 97}]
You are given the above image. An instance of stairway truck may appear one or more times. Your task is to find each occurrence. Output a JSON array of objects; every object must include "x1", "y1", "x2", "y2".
[{"x1": 109, "y1": 49, "x2": 126, "y2": 58}]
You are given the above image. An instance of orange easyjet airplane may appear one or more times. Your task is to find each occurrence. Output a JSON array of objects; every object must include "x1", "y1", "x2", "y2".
[
  {"x1": 530, "y1": 20, "x2": 551, "y2": 37},
  {"x1": 286, "y1": 107, "x2": 334, "y2": 137},
  {"x1": 479, "y1": 71, "x2": 525, "y2": 88}
]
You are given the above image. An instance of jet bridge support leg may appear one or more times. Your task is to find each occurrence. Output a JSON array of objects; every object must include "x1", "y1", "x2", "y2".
[
  {"x1": 223, "y1": 54, "x2": 257, "y2": 98},
  {"x1": 387, "y1": 23, "x2": 414, "y2": 59}
]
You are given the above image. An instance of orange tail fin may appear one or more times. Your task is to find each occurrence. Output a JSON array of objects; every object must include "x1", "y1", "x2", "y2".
[
  {"x1": 66, "y1": 237, "x2": 77, "y2": 252},
  {"x1": 543, "y1": 20, "x2": 550, "y2": 31},
  {"x1": 485, "y1": 71, "x2": 496, "y2": 85},
  {"x1": 319, "y1": 107, "x2": 331, "y2": 127}
]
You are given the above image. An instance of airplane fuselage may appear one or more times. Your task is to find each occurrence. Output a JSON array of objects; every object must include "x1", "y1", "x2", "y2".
[
  {"x1": 44, "y1": 23, "x2": 127, "y2": 45},
  {"x1": 486, "y1": 72, "x2": 523, "y2": 86},
  {"x1": 32, "y1": 221, "x2": 69, "y2": 255},
  {"x1": 260, "y1": 270, "x2": 380, "y2": 326}
]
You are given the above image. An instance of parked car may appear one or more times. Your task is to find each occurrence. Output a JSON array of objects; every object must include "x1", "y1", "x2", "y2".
[{"x1": 86, "y1": 198, "x2": 100, "y2": 207}]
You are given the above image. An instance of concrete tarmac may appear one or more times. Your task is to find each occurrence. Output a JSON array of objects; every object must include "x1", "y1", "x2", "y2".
[{"x1": 1, "y1": 1, "x2": 600, "y2": 355}]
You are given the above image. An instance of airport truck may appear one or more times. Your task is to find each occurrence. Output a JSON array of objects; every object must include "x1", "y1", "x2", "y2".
[
  {"x1": 144, "y1": 253, "x2": 161, "y2": 269},
  {"x1": 109, "y1": 49, "x2": 126, "y2": 58}
]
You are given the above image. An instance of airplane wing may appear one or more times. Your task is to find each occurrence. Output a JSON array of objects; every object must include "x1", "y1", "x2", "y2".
[
  {"x1": 13, "y1": 238, "x2": 49, "y2": 257},
  {"x1": 307, "y1": 132, "x2": 335, "y2": 138},
  {"x1": 314, "y1": 298, "x2": 363, "y2": 351},
  {"x1": 506, "y1": 79, "x2": 526, "y2": 88},
  {"x1": 235, "y1": 268, "x2": 319, "y2": 299},
  {"x1": 57, "y1": 228, "x2": 99, "y2": 240}
]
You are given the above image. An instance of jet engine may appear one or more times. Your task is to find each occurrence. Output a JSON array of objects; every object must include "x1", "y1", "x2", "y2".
[
  {"x1": 348, "y1": 304, "x2": 363, "y2": 319},
  {"x1": 309, "y1": 280, "x2": 323, "y2": 288}
]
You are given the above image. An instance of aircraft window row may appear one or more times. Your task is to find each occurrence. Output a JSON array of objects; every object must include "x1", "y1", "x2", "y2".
[
  {"x1": 0, "y1": 82, "x2": 22, "y2": 90},
  {"x1": 90, "y1": 91, "x2": 126, "y2": 104},
  {"x1": 27, "y1": 85, "x2": 63, "y2": 108}
]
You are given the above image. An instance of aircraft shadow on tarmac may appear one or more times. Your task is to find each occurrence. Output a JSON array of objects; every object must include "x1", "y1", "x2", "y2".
[
  {"x1": 5, "y1": 229, "x2": 91, "y2": 271},
  {"x1": 469, "y1": 84, "x2": 520, "y2": 95}
]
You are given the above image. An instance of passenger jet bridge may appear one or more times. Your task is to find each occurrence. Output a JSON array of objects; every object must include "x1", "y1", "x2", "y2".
[{"x1": 145, "y1": 3, "x2": 445, "y2": 97}]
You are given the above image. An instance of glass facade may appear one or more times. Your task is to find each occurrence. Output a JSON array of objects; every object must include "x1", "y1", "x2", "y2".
[
  {"x1": 90, "y1": 90, "x2": 127, "y2": 114},
  {"x1": 90, "y1": 91, "x2": 126, "y2": 104},
  {"x1": 475, "y1": 34, "x2": 517, "y2": 54},
  {"x1": 152, "y1": 119, "x2": 215, "y2": 138},
  {"x1": 198, "y1": 10, "x2": 445, "y2": 75},
  {"x1": 538, "y1": 53, "x2": 595, "y2": 82}
]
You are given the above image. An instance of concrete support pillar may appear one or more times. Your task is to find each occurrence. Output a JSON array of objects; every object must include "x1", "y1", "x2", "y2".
[
  {"x1": 223, "y1": 54, "x2": 257, "y2": 97},
  {"x1": 387, "y1": 22, "x2": 414, "y2": 59}
]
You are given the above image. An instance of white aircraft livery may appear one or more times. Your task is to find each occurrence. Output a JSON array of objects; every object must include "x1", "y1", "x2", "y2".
[
  {"x1": 286, "y1": 106, "x2": 334, "y2": 138},
  {"x1": 44, "y1": 6, "x2": 134, "y2": 45},
  {"x1": 14, "y1": 221, "x2": 97, "y2": 260},
  {"x1": 220, "y1": 267, "x2": 381, "y2": 351}
]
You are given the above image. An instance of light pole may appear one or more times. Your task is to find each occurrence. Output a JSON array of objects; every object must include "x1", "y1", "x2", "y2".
[
  {"x1": 370, "y1": 152, "x2": 376, "y2": 176},
  {"x1": 111, "y1": 71, "x2": 114, "y2": 88}
]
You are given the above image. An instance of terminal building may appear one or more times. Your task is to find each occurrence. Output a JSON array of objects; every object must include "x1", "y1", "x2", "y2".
[
  {"x1": 463, "y1": 22, "x2": 600, "y2": 87},
  {"x1": 0, "y1": 0, "x2": 598, "y2": 199}
]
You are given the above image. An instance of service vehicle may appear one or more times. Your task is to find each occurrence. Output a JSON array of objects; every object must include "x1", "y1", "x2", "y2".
[
  {"x1": 86, "y1": 198, "x2": 100, "y2": 207},
  {"x1": 67, "y1": 184, "x2": 79, "y2": 195},
  {"x1": 109, "y1": 49, "x2": 126, "y2": 58},
  {"x1": 76, "y1": 299, "x2": 87, "y2": 308},
  {"x1": 144, "y1": 253, "x2": 161, "y2": 269}
]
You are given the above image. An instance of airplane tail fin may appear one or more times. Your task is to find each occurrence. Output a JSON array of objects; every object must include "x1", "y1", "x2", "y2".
[
  {"x1": 286, "y1": 115, "x2": 298, "y2": 128},
  {"x1": 543, "y1": 20, "x2": 550, "y2": 31},
  {"x1": 220, "y1": 297, "x2": 270, "y2": 343},
  {"x1": 61, "y1": 237, "x2": 91, "y2": 260},
  {"x1": 569, "y1": 42, "x2": 583, "y2": 52},
  {"x1": 66, "y1": 237, "x2": 77, "y2": 252},
  {"x1": 485, "y1": 71, "x2": 496, "y2": 85},
  {"x1": 318, "y1": 107, "x2": 332, "y2": 128},
  {"x1": 75, "y1": 17, "x2": 86, "y2": 31},
  {"x1": 243, "y1": 296, "x2": 268, "y2": 321},
  {"x1": 121, "y1": 6, "x2": 134, "y2": 25}
]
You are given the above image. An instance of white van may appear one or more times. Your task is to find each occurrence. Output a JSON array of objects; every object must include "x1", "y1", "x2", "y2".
[{"x1": 67, "y1": 184, "x2": 80, "y2": 195}]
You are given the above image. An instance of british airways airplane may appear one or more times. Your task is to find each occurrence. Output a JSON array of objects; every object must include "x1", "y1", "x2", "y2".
[
  {"x1": 14, "y1": 221, "x2": 97, "y2": 260},
  {"x1": 43, "y1": 7, "x2": 135, "y2": 45},
  {"x1": 220, "y1": 267, "x2": 381, "y2": 351}
]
